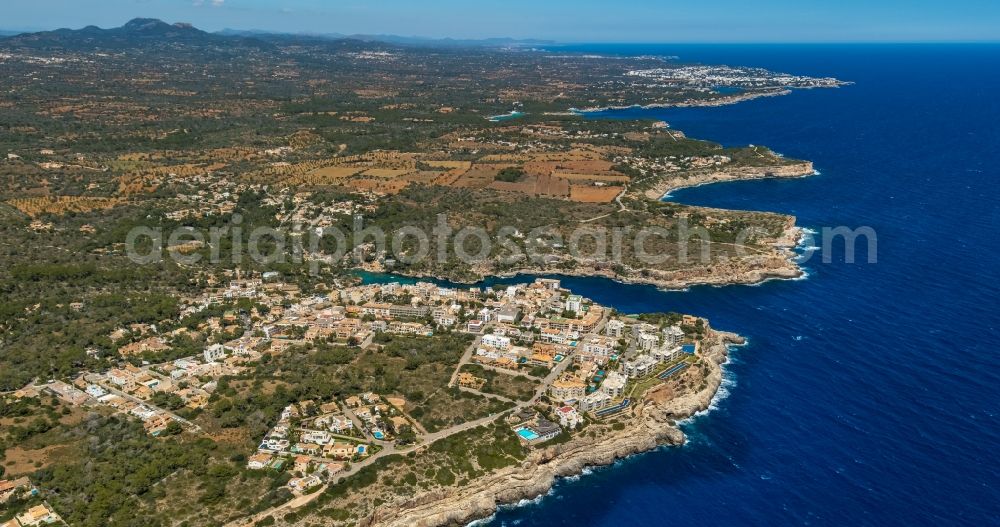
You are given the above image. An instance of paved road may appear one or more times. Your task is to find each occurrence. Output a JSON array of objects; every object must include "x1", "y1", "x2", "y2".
[
  {"x1": 232, "y1": 388, "x2": 559, "y2": 524},
  {"x1": 532, "y1": 354, "x2": 572, "y2": 404},
  {"x1": 340, "y1": 404, "x2": 372, "y2": 440},
  {"x1": 231, "y1": 323, "x2": 597, "y2": 524},
  {"x1": 84, "y1": 373, "x2": 202, "y2": 432},
  {"x1": 225, "y1": 482, "x2": 328, "y2": 527},
  {"x1": 417, "y1": 408, "x2": 513, "y2": 443},
  {"x1": 447, "y1": 335, "x2": 482, "y2": 387},
  {"x1": 231, "y1": 357, "x2": 574, "y2": 526},
  {"x1": 228, "y1": 405, "x2": 516, "y2": 526}
]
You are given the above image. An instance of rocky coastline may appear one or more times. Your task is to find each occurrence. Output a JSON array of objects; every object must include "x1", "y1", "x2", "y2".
[
  {"x1": 569, "y1": 87, "x2": 794, "y2": 114},
  {"x1": 333, "y1": 154, "x2": 812, "y2": 527},
  {"x1": 365, "y1": 329, "x2": 740, "y2": 527},
  {"x1": 363, "y1": 218, "x2": 806, "y2": 292},
  {"x1": 644, "y1": 161, "x2": 816, "y2": 201},
  {"x1": 356, "y1": 158, "x2": 814, "y2": 293}
]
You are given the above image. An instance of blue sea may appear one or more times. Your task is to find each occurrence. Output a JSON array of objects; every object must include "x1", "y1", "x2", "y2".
[{"x1": 369, "y1": 44, "x2": 1000, "y2": 525}]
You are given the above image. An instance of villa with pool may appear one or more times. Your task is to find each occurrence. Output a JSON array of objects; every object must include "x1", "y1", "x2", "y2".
[{"x1": 508, "y1": 409, "x2": 562, "y2": 444}]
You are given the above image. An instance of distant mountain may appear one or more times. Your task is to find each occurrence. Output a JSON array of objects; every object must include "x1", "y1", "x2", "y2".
[
  {"x1": 0, "y1": 18, "x2": 553, "y2": 53},
  {"x1": 0, "y1": 18, "x2": 268, "y2": 51},
  {"x1": 117, "y1": 17, "x2": 206, "y2": 37}
]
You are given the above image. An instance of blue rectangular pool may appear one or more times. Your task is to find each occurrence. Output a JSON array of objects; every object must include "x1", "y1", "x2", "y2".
[{"x1": 516, "y1": 427, "x2": 540, "y2": 441}]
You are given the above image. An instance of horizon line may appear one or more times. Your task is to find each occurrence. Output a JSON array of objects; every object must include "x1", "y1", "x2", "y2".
[{"x1": 1, "y1": 22, "x2": 998, "y2": 46}]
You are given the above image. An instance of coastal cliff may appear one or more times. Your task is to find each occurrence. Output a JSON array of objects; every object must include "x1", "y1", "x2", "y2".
[
  {"x1": 364, "y1": 217, "x2": 806, "y2": 292},
  {"x1": 571, "y1": 87, "x2": 795, "y2": 113},
  {"x1": 361, "y1": 330, "x2": 738, "y2": 527},
  {"x1": 644, "y1": 161, "x2": 816, "y2": 200}
]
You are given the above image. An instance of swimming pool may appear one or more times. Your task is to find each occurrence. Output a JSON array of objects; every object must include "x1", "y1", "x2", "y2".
[{"x1": 516, "y1": 427, "x2": 540, "y2": 441}]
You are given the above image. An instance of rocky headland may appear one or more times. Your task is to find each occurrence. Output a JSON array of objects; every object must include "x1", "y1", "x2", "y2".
[
  {"x1": 364, "y1": 329, "x2": 739, "y2": 527},
  {"x1": 645, "y1": 161, "x2": 816, "y2": 200}
]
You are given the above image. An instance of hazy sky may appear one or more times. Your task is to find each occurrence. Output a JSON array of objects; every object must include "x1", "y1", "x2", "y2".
[{"x1": 3, "y1": 0, "x2": 999, "y2": 42}]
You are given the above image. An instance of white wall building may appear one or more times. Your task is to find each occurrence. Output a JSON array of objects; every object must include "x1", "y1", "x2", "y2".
[
  {"x1": 601, "y1": 371, "x2": 627, "y2": 397},
  {"x1": 482, "y1": 334, "x2": 512, "y2": 350},
  {"x1": 556, "y1": 406, "x2": 582, "y2": 428},
  {"x1": 637, "y1": 332, "x2": 659, "y2": 352},
  {"x1": 663, "y1": 326, "x2": 685, "y2": 347},
  {"x1": 565, "y1": 295, "x2": 583, "y2": 315},
  {"x1": 624, "y1": 354, "x2": 659, "y2": 378},
  {"x1": 606, "y1": 319, "x2": 625, "y2": 338},
  {"x1": 578, "y1": 390, "x2": 613, "y2": 412},
  {"x1": 204, "y1": 343, "x2": 226, "y2": 362}
]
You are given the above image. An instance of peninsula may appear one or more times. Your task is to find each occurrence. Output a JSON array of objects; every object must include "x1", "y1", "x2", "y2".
[{"x1": 0, "y1": 19, "x2": 843, "y2": 527}]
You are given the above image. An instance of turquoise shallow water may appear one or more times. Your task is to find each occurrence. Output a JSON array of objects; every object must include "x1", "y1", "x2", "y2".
[{"x1": 364, "y1": 43, "x2": 1000, "y2": 526}]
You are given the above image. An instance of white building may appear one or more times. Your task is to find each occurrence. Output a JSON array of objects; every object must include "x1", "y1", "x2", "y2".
[
  {"x1": 481, "y1": 334, "x2": 512, "y2": 350},
  {"x1": 433, "y1": 309, "x2": 456, "y2": 327},
  {"x1": 606, "y1": 319, "x2": 626, "y2": 338},
  {"x1": 318, "y1": 414, "x2": 353, "y2": 433},
  {"x1": 578, "y1": 391, "x2": 613, "y2": 412},
  {"x1": 174, "y1": 358, "x2": 199, "y2": 371},
  {"x1": 476, "y1": 347, "x2": 501, "y2": 360},
  {"x1": 565, "y1": 295, "x2": 583, "y2": 315},
  {"x1": 497, "y1": 306, "x2": 521, "y2": 324},
  {"x1": 260, "y1": 438, "x2": 290, "y2": 452},
  {"x1": 556, "y1": 406, "x2": 582, "y2": 428},
  {"x1": 536, "y1": 278, "x2": 561, "y2": 290},
  {"x1": 539, "y1": 328, "x2": 567, "y2": 344},
  {"x1": 301, "y1": 430, "x2": 333, "y2": 445},
  {"x1": 204, "y1": 343, "x2": 226, "y2": 362},
  {"x1": 623, "y1": 354, "x2": 659, "y2": 378},
  {"x1": 583, "y1": 335, "x2": 615, "y2": 356},
  {"x1": 247, "y1": 453, "x2": 274, "y2": 470},
  {"x1": 600, "y1": 371, "x2": 627, "y2": 397},
  {"x1": 663, "y1": 326, "x2": 685, "y2": 347},
  {"x1": 652, "y1": 345, "x2": 680, "y2": 363},
  {"x1": 289, "y1": 474, "x2": 323, "y2": 493},
  {"x1": 467, "y1": 319, "x2": 485, "y2": 333},
  {"x1": 637, "y1": 332, "x2": 659, "y2": 352}
]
